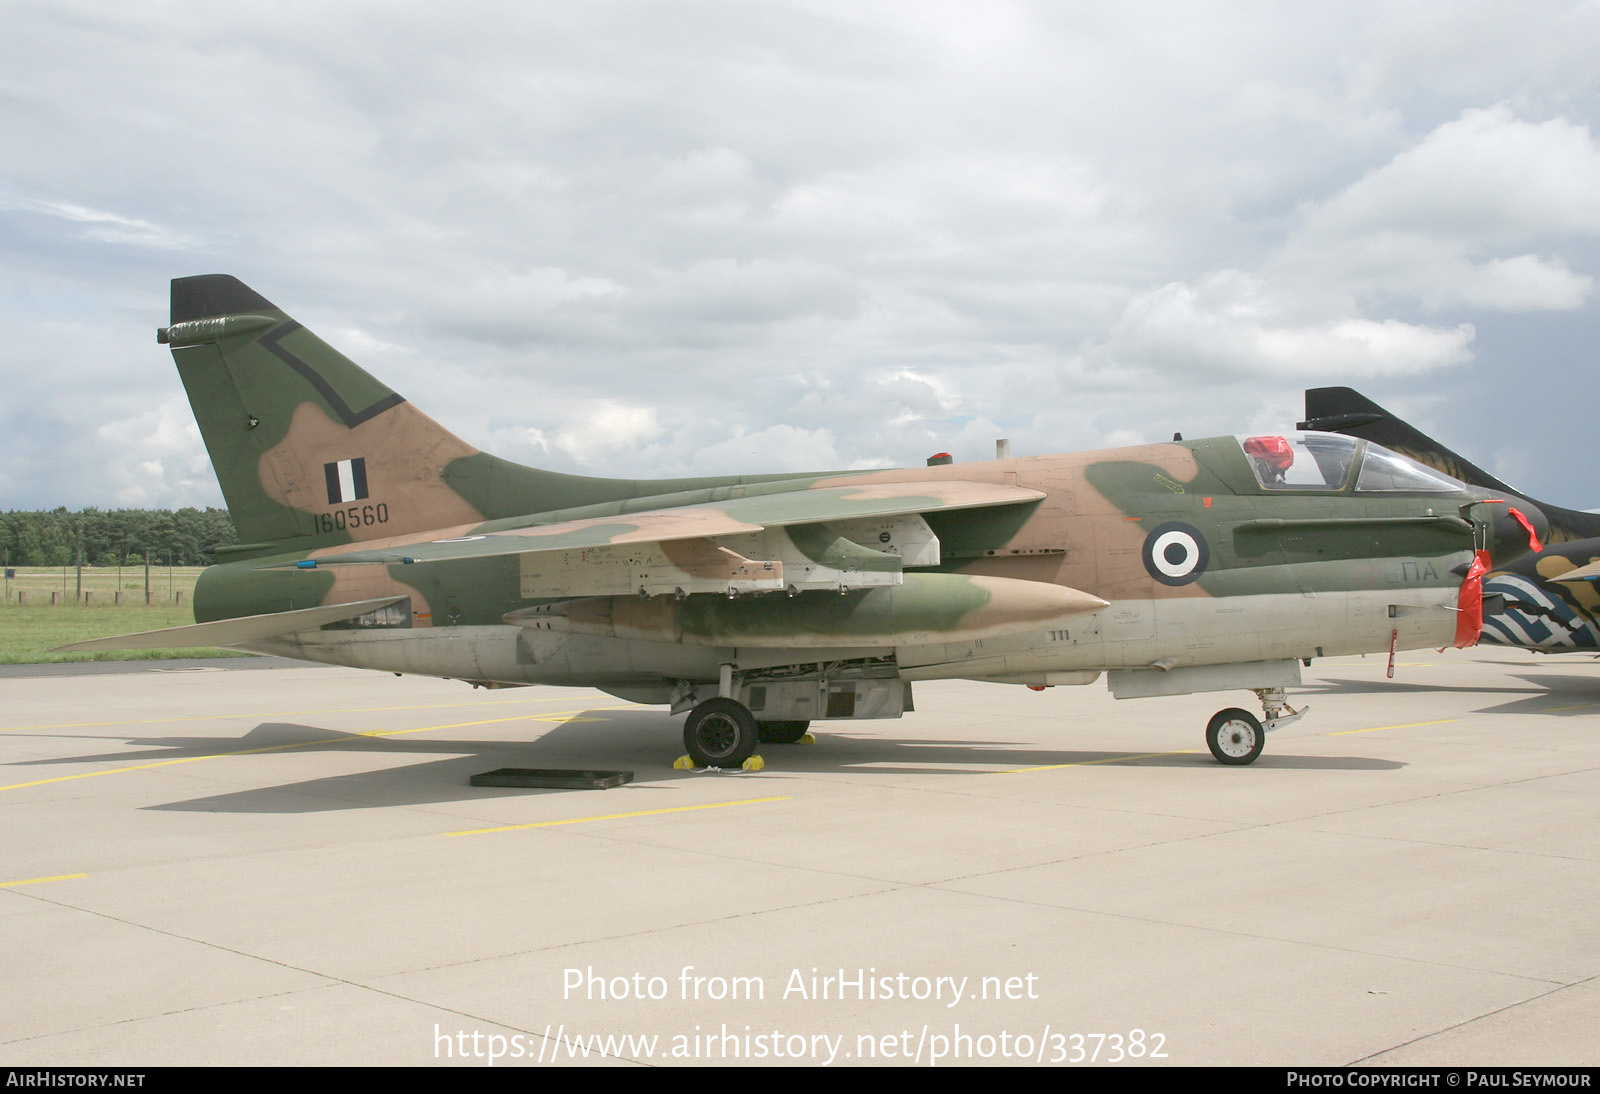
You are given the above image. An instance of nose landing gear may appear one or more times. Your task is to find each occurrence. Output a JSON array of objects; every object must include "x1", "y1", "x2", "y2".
[
  {"x1": 1206, "y1": 708, "x2": 1263, "y2": 765},
  {"x1": 1206, "y1": 687, "x2": 1306, "y2": 765}
]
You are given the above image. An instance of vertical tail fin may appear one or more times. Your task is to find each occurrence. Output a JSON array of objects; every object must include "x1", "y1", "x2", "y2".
[
  {"x1": 162, "y1": 275, "x2": 488, "y2": 552},
  {"x1": 164, "y1": 275, "x2": 825, "y2": 559}
]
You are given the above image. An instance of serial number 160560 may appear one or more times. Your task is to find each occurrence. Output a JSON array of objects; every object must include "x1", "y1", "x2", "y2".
[{"x1": 317, "y1": 503, "x2": 389, "y2": 534}]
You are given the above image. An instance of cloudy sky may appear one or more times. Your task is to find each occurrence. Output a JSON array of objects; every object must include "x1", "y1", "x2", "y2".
[{"x1": 3, "y1": 1, "x2": 1598, "y2": 513}]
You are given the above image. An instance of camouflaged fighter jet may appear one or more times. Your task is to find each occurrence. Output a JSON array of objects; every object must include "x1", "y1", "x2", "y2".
[
  {"x1": 1302, "y1": 386, "x2": 1600, "y2": 652},
  {"x1": 59, "y1": 277, "x2": 1540, "y2": 767}
]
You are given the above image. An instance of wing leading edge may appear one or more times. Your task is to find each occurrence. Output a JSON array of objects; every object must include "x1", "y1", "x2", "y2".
[
  {"x1": 261, "y1": 480, "x2": 1046, "y2": 598},
  {"x1": 269, "y1": 480, "x2": 1044, "y2": 566}
]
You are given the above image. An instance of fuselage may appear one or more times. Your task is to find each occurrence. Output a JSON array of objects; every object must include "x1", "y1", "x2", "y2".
[{"x1": 196, "y1": 431, "x2": 1511, "y2": 702}]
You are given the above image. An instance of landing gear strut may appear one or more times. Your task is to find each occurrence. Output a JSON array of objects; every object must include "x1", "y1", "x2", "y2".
[
  {"x1": 683, "y1": 697, "x2": 760, "y2": 768},
  {"x1": 1206, "y1": 687, "x2": 1306, "y2": 766}
]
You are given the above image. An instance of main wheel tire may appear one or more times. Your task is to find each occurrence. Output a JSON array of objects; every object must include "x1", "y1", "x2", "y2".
[
  {"x1": 684, "y1": 698, "x2": 759, "y2": 768},
  {"x1": 1206, "y1": 708, "x2": 1264, "y2": 766},
  {"x1": 757, "y1": 720, "x2": 811, "y2": 744}
]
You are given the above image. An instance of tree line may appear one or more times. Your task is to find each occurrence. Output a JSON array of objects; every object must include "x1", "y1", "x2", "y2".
[{"x1": 0, "y1": 508, "x2": 237, "y2": 568}]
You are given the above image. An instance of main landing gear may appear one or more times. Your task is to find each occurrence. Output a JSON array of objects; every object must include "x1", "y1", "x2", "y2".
[
  {"x1": 1205, "y1": 687, "x2": 1306, "y2": 766},
  {"x1": 682, "y1": 698, "x2": 760, "y2": 769},
  {"x1": 681, "y1": 698, "x2": 813, "y2": 768}
]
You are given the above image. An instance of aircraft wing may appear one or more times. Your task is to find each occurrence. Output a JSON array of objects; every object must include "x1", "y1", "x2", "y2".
[
  {"x1": 266, "y1": 479, "x2": 1046, "y2": 598},
  {"x1": 52, "y1": 596, "x2": 408, "y2": 651}
]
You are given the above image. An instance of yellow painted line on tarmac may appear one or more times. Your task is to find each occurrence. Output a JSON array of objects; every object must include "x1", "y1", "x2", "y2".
[
  {"x1": 1002, "y1": 749, "x2": 1200, "y2": 773},
  {"x1": 1329, "y1": 719, "x2": 1457, "y2": 736},
  {"x1": 0, "y1": 873, "x2": 87, "y2": 888},
  {"x1": 449, "y1": 796, "x2": 792, "y2": 837},
  {"x1": 0, "y1": 707, "x2": 636, "y2": 793},
  {"x1": 1545, "y1": 703, "x2": 1599, "y2": 713},
  {"x1": 0, "y1": 695, "x2": 604, "y2": 733}
]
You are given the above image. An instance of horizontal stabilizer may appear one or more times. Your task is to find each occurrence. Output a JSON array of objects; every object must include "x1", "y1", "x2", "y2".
[
  {"x1": 52, "y1": 596, "x2": 406, "y2": 651},
  {"x1": 261, "y1": 480, "x2": 1046, "y2": 569}
]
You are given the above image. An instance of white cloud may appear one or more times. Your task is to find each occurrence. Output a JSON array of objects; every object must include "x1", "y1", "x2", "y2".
[
  {"x1": 1082, "y1": 271, "x2": 1475, "y2": 380},
  {"x1": 0, "y1": 194, "x2": 197, "y2": 249},
  {"x1": 1270, "y1": 105, "x2": 1600, "y2": 312},
  {"x1": 93, "y1": 397, "x2": 215, "y2": 506},
  {"x1": 1297, "y1": 106, "x2": 1600, "y2": 241},
  {"x1": 1062, "y1": 103, "x2": 1600, "y2": 395},
  {"x1": 687, "y1": 424, "x2": 843, "y2": 474},
  {"x1": 1424, "y1": 253, "x2": 1592, "y2": 311},
  {"x1": 3, "y1": 3, "x2": 1600, "y2": 507},
  {"x1": 548, "y1": 402, "x2": 664, "y2": 464}
]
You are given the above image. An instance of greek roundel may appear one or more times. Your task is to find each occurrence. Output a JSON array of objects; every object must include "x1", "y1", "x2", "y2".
[{"x1": 1142, "y1": 521, "x2": 1209, "y2": 586}]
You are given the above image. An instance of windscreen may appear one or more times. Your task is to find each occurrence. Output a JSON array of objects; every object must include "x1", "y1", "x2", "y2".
[{"x1": 1354, "y1": 444, "x2": 1464, "y2": 493}]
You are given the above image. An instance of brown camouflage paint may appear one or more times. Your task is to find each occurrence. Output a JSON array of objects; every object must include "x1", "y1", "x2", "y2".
[
  {"x1": 814, "y1": 444, "x2": 1206, "y2": 602},
  {"x1": 258, "y1": 401, "x2": 486, "y2": 540}
]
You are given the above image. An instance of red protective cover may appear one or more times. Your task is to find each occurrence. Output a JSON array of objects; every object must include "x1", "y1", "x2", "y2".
[
  {"x1": 1243, "y1": 435, "x2": 1294, "y2": 472},
  {"x1": 1453, "y1": 549, "x2": 1491, "y2": 648},
  {"x1": 1506, "y1": 506, "x2": 1542, "y2": 553}
]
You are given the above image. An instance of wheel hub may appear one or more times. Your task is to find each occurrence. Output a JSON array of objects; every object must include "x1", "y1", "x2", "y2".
[
  {"x1": 696, "y1": 715, "x2": 738, "y2": 756},
  {"x1": 1219, "y1": 722, "x2": 1255, "y2": 757}
]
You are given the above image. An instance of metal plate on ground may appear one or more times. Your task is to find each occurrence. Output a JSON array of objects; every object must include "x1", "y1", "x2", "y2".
[{"x1": 470, "y1": 767, "x2": 634, "y2": 789}]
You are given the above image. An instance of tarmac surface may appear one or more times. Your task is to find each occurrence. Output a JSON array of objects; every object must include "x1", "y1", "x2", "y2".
[{"x1": 0, "y1": 646, "x2": 1595, "y2": 1067}]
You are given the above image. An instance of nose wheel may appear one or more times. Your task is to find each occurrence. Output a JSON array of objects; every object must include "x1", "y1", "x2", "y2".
[
  {"x1": 1206, "y1": 687, "x2": 1306, "y2": 765},
  {"x1": 1206, "y1": 708, "x2": 1264, "y2": 765}
]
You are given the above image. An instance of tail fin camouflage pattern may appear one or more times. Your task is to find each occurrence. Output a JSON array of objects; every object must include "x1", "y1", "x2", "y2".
[
  {"x1": 161, "y1": 274, "x2": 472, "y2": 551},
  {"x1": 160, "y1": 276, "x2": 791, "y2": 559}
]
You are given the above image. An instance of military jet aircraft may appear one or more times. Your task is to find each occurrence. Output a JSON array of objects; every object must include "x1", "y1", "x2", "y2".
[
  {"x1": 61, "y1": 278, "x2": 1536, "y2": 767},
  {"x1": 1301, "y1": 386, "x2": 1600, "y2": 653}
]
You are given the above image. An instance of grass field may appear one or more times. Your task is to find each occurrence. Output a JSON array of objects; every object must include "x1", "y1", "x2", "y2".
[{"x1": 0, "y1": 566, "x2": 245, "y2": 663}]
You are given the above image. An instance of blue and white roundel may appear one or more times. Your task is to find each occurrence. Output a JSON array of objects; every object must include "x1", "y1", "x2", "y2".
[{"x1": 1142, "y1": 522, "x2": 1209, "y2": 586}]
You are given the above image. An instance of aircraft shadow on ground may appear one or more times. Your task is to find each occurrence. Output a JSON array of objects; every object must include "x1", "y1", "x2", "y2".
[
  {"x1": 1304, "y1": 672, "x2": 1599, "y2": 718},
  {"x1": 1302, "y1": 677, "x2": 1538, "y2": 697},
  {"x1": 5, "y1": 706, "x2": 1402, "y2": 814}
]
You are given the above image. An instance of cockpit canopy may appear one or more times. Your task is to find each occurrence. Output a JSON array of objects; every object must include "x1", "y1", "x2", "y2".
[{"x1": 1236, "y1": 432, "x2": 1466, "y2": 493}]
